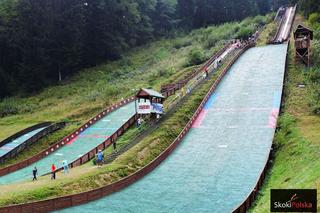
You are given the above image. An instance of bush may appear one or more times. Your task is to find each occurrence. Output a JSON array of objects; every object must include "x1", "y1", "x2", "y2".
[
  {"x1": 308, "y1": 13, "x2": 320, "y2": 26},
  {"x1": 235, "y1": 24, "x2": 256, "y2": 39},
  {"x1": 274, "y1": 113, "x2": 296, "y2": 146},
  {"x1": 173, "y1": 39, "x2": 192, "y2": 49},
  {"x1": 308, "y1": 68, "x2": 320, "y2": 84},
  {"x1": 252, "y1": 15, "x2": 267, "y2": 26},
  {"x1": 0, "y1": 99, "x2": 19, "y2": 118},
  {"x1": 187, "y1": 47, "x2": 206, "y2": 66},
  {"x1": 309, "y1": 86, "x2": 320, "y2": 115}
]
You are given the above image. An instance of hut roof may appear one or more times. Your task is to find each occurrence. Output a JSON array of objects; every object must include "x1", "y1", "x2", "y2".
[
  {"x1": 137, "y1": 88, "x2": 165, "y2": 99},
  {"x1": 294, "y1": 24, "x2": 313, "y2": 40}
]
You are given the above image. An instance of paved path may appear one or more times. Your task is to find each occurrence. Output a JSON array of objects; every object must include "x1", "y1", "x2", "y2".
[{"x1": 60, "y1": 44, "x2": 288, "y2": 213}]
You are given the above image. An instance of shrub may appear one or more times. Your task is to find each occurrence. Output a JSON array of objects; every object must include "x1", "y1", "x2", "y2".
[
  {"x1": 308, "y1": 13, "x2": 320, "y2": 26},
  {"x1": 309, "y1": 86, "x2": 320, "y2": 115},
  {"x1": 308, "y1": 68, "x2": 320, "y2": 84},
  {"x1": 235, "y1": 24, "x2": 256, "y2": 39},
  {"x1": 253, "y1": 15, "x2": 267, "y2": 26},
  {"x1": 187, "y1": 47, "x2": 206, "y2": 66},
  {"x1": 274, "y1": 113, "x2": 296, "y2": 146},
  {"x1": 173, "y1": 39, "x2": 192, "y2": 49},
  {"x1": 0, "y1": 99, "x2": 19, "y2": 117}
]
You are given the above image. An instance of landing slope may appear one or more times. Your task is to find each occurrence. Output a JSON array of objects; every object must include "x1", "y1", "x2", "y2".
[{"x1": 61, "y1": 44, "x2": 288, "y2": 213}]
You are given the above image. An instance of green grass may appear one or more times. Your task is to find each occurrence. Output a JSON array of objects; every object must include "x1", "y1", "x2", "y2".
[
  {"x1": 0, "y1": 15, "x2": 271, "y2": 168},
  {"x1": 256, "y1": 22, "x2": 277, "y2": 46},
  {"x1": 250, "y1": 16, "x2": 320, "y2": 212}
]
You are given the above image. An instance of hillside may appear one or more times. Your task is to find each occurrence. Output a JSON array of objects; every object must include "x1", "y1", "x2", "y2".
[{"x1": 0, "y1": 15, "x2": 272, "y2": 167}]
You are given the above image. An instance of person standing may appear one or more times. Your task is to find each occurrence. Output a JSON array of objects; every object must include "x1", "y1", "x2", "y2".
[
  {"x1": 62, "y1": 160, "x2": 69, "y2": 174},
  {"x1": 32, "y1": 167, "x2": 38, "y2": 181},
  {"x1": 137, "y1": 117, "x2": 141, "y2": 128},
  {"x1": 96, "y1": 150, "x2": 104, "y2": 167},
  {"x1": 51, "y1": 164, "x2": 56, "y2": 180}
]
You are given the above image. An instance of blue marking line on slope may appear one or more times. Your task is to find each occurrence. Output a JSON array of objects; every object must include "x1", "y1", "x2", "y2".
[{"x1": 204, "y1": 94, "x2": 217, "y2": 110}]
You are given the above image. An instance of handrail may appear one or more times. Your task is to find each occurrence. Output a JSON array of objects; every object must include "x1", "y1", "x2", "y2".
[
  {"x1": 0, "y1": 96, "x2": 136, "y2": 177},
  {"x1": 0, "y1": 42, "x2": 256, "y2": 213}
]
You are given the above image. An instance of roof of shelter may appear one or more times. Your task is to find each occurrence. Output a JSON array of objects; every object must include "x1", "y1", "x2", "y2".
[
  {"x1": 137, "y1": 88, "x2": 165, "y2": 99},
  {"x1": 294, "y1": 24, "x2": 313, "y2": 40}
]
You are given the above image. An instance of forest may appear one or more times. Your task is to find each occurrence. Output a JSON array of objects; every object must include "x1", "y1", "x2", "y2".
[{"x1": 0, "y1": 0, "x2": 314, "y2": 98}]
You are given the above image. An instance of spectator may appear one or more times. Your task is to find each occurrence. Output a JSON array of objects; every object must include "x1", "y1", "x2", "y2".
[
  {"x1": 96, "y1": 150, "x2": 104, "y2": 167},
  {"x1": 62, "y1": 160, "x2": 69, "y2": 174},
  {"x1": 137, "y1": 117, "x2": 142, "y2": 128},
  {"x1": 51, "y1": 164, "x2": 56, "y2": 180},
  {"x1": 32, "y1": 167, "x2": 38, "y2": 181}
]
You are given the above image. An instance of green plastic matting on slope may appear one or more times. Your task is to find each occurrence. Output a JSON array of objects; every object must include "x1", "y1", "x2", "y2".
[
  {"x1": 60, "y1": 44, "x2": 288, "y2": 213},
  {"x1": 0, "y1": 102, "x2": 136, "y2": 185},
  {"x1": 0, "y1": 127, "x2": 47, "y2": 158}
]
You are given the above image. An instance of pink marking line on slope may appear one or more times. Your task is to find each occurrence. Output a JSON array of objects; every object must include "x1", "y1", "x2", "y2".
[
  {"x1": 192, "y1": 110, "x2": 208, "y2": 128},
  {"x1": 66, "y1": 136, "x2": 78, "y2": 145},
  {"x1": 268, "y1": 109, "x2": 280, "y2": 128}
]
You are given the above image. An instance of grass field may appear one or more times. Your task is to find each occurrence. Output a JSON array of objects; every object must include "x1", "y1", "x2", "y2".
[{"x1": 250, "y1": 15, "x2": 320, "y2": 212}]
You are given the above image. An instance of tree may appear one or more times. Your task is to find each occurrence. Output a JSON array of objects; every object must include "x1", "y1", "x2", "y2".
[
  {"x1": 0, "y1": 0, "x2": 282, "y2": 98},
  {"x1": 153, "y1": 0, "x2": 176, "y2": 37},
  {"x1": 299, "y1": 0, "x2": 320, "y2": 17},
  {"x1": 177, "y1": 0, "x2": 196, "y2": 28}
]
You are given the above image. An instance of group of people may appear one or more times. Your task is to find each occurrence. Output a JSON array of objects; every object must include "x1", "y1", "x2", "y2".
[
  {"x1": 31, "y1": 150, "x2": 106, "y2": 181},
  {"x1": 32, "y1": 160, "x2": 70, "y2": 181}
]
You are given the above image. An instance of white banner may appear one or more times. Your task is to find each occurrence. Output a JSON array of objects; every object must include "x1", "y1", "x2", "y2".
[{"x1": 137, "y1": 100, "x2": 151, "y2": 114}]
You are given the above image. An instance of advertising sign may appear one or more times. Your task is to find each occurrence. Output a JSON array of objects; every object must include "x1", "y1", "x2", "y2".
[
  {"x1": 137, "y1": 100, "x2": 151, "y2": 114},
  {"x1": 151, "y1": 103, "x2": 164, "y2": 114}
]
